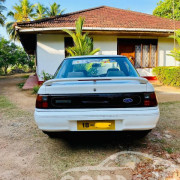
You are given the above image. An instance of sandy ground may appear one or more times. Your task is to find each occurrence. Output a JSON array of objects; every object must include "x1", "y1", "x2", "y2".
[
  {"x1": 0, "y1": 74, "x2": 180, "y2": 180},
  {"x1": 152, "y1": 81, "x2": 180, "y2": 103},
  {"x1": 0, "y1": 74, "x2": 36, "y2": 112}
]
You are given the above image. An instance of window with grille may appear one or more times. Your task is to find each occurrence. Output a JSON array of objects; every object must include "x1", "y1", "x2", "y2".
[
  {"x1": 135, "y1": 44, "x2": 157, "y2": 68},
  {"x1": 118, "y1": 39, "x2": 157, "y2": 68}
]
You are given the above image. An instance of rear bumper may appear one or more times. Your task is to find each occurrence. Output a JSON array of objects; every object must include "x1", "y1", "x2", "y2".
[{"x1": 34, "y1": 107, "x2": 160, "y2": 132}]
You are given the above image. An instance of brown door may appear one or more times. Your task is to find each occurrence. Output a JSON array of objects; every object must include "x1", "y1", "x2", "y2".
[{"x1": 118, "y1": 44, "x2": 135, "y2": 65}]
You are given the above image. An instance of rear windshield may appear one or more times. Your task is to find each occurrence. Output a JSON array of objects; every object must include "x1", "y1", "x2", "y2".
[{"x1": 54, "y1": 57, "x2": 139, "y2": 78}]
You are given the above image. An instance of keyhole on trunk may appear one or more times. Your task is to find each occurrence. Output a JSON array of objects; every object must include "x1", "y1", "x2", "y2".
[{"x1": 93, "y1": 88, "x2": 96, "y2": 92}]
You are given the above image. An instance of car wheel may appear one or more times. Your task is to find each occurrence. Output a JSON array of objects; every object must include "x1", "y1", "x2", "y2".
[
  {"x1": 42, "y1": 131, "x2": 57, "y2": 138},
  {"x1": 135, "y1": 130, "x2": 152, "y2": 138}
]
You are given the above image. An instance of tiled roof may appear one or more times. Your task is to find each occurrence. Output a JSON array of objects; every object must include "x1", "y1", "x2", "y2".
[{"x1": 17, "y1": 6, "x2": 180, "y2": 30}]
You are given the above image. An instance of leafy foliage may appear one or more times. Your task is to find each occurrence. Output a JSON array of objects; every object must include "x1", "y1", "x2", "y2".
[
  {"x1": 17, "y1": 82, "x2": 25, "y2": 89},
  {"x1": 0, "y1": 38, "x2": 18, "y2": 74},
  {"x1": 12, "y1": 0, "x2": 36, "y2": 22},
  {"x1": 34, "y1": 3, "x2": 47, "y2": 20},
  {"x1": 0, "y1": 37, "x2": 35, "y2": 75},
  {"x1": 169, "y1": 30, "x2": 180, "y2": 61},
  {"x1": 6, "y1": 1, "x2": 65, "y2": 41},
  {"x1": 42, "y1": 71, "x2": 53, "y2": 81},
  {"x1": 6, "y1": 21, "x2": 19, "y2": 41},
  {"x1": 0, "y1": 0, "x2": 6, "y2": 26},
  {"x1": 33, "y1": 85, "x2": 40, "y2": 94},
  {"x1": 63, "y1": 17, "x2": 100, "y2": 56},
  {"x1": 153, "y1": 0, "x2": 180, "y2": 20},
  {"x1": 6, "y1": 0, "x2": 36, "y2": 41},
  {"x1": 46, "y1": 2, "x2": 65, "y2": 17},
  {"x1": 153, "y1": 66, "x2": 180, "y2": 87}
]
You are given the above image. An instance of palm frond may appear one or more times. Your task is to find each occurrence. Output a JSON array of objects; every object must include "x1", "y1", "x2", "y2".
[
  {"x1": 6, "y1": 21, "x2": 19, "y2": 41},
  {"x1": 47, "y1": 2, "x2": 65, "y2": 17},
  {"x1": 62, "y1": 29, "x2": 74, "y2": 37},
  {"x1": 89, "y1": 48, "x2": 101, "y2": 55},
  {"x1": 59, "y1": 9, "x2": 65, "y2": 15},
  {"x1": 75, "y1": 17, "x2": 84, "y2": 35},
  {"x1": 63, "y1": 17, "x2": 100, "y2": 56},
  {"x1": 0, "y1": 13, "x2": 5, "y2": 26},
  {"x1": 7, "y1": 11, "x2": 15, "y2": 17}
]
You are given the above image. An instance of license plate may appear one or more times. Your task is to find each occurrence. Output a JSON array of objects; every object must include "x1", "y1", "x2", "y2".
[{"x1": 77, "y1": 120, "x2": 115, "y2": 130}]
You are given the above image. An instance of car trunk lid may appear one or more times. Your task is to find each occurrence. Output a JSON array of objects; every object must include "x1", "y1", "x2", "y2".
[{"x1": 44, "y1": 77, "x2": 148, "y2": 94}]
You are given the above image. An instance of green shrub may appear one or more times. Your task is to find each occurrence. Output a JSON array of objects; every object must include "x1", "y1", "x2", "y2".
[
  {"x1": 22, "y1": 75, "x2": 29, "y2": 79},
  {"x1": 42, "y1": 71, "x2": 53, "y2": 81},
  {"x1": 10, "y1": 64, "x2": 33, "y2": 74},
  {"x1": 33, "y1": 85, "x2": 40, "y2": 94},
  {"x1": 17, "y1": 82, "x2": 25, "y2": 89},
  {"x1": 0, "y1": 68, "x2": 3, "y2": 75},
  {"x1": 153, "y1": 66, "x2": 180, "y2": 87}
]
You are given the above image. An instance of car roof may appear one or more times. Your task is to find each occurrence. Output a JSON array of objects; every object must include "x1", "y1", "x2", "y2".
[{"x1": 65, "y1": 55, "x2": 126, "y2": 60}]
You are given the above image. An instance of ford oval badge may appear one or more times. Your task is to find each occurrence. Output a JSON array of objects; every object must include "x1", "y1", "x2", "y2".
[{"x1": 123, "y1": 98, "x2": 133, "y2": 103}]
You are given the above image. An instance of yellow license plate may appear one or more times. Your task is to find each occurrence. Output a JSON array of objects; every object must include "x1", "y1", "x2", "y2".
[{"x1": 77, "y1": 120, "x2": 115, "y2": 130}]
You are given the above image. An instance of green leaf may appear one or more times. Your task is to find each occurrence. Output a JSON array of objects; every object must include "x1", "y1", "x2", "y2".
[{"x1": 62, "y1": 17, "x2": 100, "y2": 57}]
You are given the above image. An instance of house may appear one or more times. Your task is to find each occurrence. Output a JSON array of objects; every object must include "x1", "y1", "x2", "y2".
[{"x1": 15, "y1": 6, "x2": 180, "y2": 83}]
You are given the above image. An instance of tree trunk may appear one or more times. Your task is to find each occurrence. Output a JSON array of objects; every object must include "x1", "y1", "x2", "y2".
[{"x1": 4, "y1": 65, "x2": 8, "y2": 75}]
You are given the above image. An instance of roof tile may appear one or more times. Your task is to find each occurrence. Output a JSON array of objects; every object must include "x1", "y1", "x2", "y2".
[{"x1": 17, "y1": 6, "x2": 180, "y2": 30}]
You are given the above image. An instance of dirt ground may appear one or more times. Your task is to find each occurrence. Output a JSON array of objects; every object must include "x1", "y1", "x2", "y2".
[
  {"x1": 0, "y1": 74, "x2": 180, "y2": 180},
  {"x1": 0, "y1": 74, "x2": 36, "y2": 113},
  {"x1": 152, "y1": 81, "x2": 180, "y2": 103}
]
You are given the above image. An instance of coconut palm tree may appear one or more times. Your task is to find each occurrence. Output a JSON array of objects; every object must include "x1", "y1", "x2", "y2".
[
  {"x1": 6, "y1": 21, "x2": 18, "y2": 41},
  {"x1": 6, "y1": 11, "x2": 19, "y2": 41},
  {"x1": 46, "y1": 2, "x2": 65, "y2": 17},
  {"x1": 6, "y1": 0, "x2": 36, "y2": 41},
  {"x1": 0, "y1": 0, "x2": 6, "y2": 26},
  {"x1": 63, "y1": 17, "x2": 100, "y2": 56},
  {"x1": 10, "y1": 0, "x2": 36, "y2": 22},
  {"x1": 34, "y1": 3, "x2": 47, "y2": 20}
]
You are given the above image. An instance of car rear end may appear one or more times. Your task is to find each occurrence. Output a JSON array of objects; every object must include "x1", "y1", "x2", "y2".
[
  {"x1": 34, "y1": 79, "x2": 159, "y2": 132},
  {"x1": 34, "y1": 56, "x2": 159, "y2": 133}
]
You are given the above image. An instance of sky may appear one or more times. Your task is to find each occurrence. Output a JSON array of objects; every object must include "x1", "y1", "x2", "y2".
[{"x1": 0, "y1": 0, "x2": 160, "y2": 41}]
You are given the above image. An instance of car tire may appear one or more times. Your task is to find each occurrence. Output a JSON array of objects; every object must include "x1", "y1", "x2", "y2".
[
  {"x1": 42, "y1": 131, "x2": 57, "y2": 138},
  {"x1": 135, "y1": 130, "x2": 152, "y2": 138}
]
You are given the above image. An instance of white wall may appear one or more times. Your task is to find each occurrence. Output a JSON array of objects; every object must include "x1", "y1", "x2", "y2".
[
  {"x1": 37, "y1": 34, "x2": 65, "y2": 81},
  {"x1": 36, "y1": 34, "x2": 179, "y2": 80},
  {"x1": 93, "y1": 35, "x2": 117, "y2": 55},
  {"x1": 158, "y1": 37, "x2": 179, "y2": 67},
  {"x1": 37, "y1": 34, "x2": 119, "y2": 80}
]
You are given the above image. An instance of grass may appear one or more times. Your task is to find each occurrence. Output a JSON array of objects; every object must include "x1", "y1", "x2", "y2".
[
  {"x1": 158, "y1": 102, "x2": 180, "y2": 131},
  {"x1": 150, "y1": 138, "x2": 166, "y2": 144},
  {"x1": 22, "y1": 75, "x2": 29, "y2": 79},
  {"x1": 0, "y1": 95, "x2": 15, "y2": 109},
  {"x1": 17, "y1": 82, "x2": 25, "y2": 89},
  {"x1": 17, "y1": 74, "x2": 30, "y2": 89},
  {"x1": 33, "y1": 85, "x2": 40, "y2": 94},
  {"x1": 164, "y1": 147, "x2": 174, "y2": 154},
  {"x1": 0, "y1": 95, "x2": 30, "y2": 119},
  {"x1": 153, "y1": 102, "x2": 180, "y2": 152}
]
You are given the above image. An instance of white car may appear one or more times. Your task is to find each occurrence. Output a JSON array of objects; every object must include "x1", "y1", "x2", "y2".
[{"x1": 34, "y1": 55, "x2": 159, "y2": 137}]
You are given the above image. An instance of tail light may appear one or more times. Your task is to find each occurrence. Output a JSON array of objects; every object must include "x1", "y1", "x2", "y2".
[
  {"x1": 144, "y1": 92, "x2": 158, "y2": 107},
  {"x1": 36, "y1": 95, "x2": 49, "y2": 109}
]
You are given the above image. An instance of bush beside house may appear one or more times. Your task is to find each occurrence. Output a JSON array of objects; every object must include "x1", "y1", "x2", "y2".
[{"x1": 153, "y1": 67, "x2": 180, "y2": 87}]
